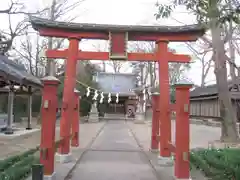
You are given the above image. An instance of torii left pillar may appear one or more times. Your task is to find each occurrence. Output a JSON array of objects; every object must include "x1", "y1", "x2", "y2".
[
  {"x1": 56, "y1": 38, "x2": 79, "y2": 163},
  {"x1": 40, "y1": 76, "x2": 60, "y2": 180},
  {"x1": 150, "y1": 92, "x2": 160, "y2": 152},
  {"x1": 156, "y1": 41, "x2": 172, "y2": 164}
]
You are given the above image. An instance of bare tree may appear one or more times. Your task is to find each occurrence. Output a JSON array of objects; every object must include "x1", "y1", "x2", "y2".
[
  {"x1": 42, "y1": 0, "x2": 86, "y2": 76},
  {"x1": 9, "y1": 0, "x2": 86, "y2": 76},
  {"x1": 0, "y1": 0, "x2": 46, "y2": 55},
  {"x1": 92, "y1": 41, "x2": 125, "y2": 73},
  {"x1": 130, "y1": 41, "x2": 190, "y2": 88},
  {"x1": 185, "y1": 38, "x2": 213, "y2": 87}
]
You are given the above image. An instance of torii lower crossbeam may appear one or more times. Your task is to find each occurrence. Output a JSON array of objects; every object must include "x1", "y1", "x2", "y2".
[{"x1": 46, "y1": 50, "x2": 191, "y2": 63}]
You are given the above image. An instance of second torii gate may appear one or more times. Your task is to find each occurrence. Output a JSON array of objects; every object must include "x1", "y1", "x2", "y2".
[{"x1": 30, "y1": 16, "x2": 204, "y2": 179}]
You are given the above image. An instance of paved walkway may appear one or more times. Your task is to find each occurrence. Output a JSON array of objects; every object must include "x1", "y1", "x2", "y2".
[
  {"x1": 65, "y1": 119, "x2": 221, "y2": 180},
  {"x1": 68, "y1": 120, "x2": 159, "y2": 180}
]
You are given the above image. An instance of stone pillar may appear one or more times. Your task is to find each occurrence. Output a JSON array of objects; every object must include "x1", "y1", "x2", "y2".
[
  {"x1": 156, "y1": 41, "x2": 171, "y2": 164},
  {"x1": 40, "y1": 76, "x2": 59, "y2": 180},
  {"x1": 71, "y1": 88, "x2": 80, "y2": 147},
  {"x1": 134, "y1": 95, "x2": 145, "y2": 124},
  {"x1": 89, "y1": 102, "x2": 99, "y2": 123},
  {"x1": 57, "y1": 38, "x2": 79, "y2": 163},
  {"x1": 5, "y1": 85, "x2": 14, "y2": 134},
  {"x1": 26, "y1": 86, "x2": 32, "y2": 130},
  {"x1": 150, "y1": 92, "x2": 160, "y2": 152},
  {"x1": 174, "y1": 80, "x2": 192, "y2": 180}
]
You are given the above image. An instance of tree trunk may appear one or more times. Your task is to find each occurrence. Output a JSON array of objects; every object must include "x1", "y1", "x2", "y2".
[
  {"x1": 211, "y1": 19, "x2": 239, "y2": 142},
  {"x1": 228, "y1": 20, "x2": 236, "y2": 81},
  {"x1": 149, "y1": 62, "x2": 154, "y2": 87},
  {"x1": 201, "y1": 60, "x2": 205, "y2": 87}
]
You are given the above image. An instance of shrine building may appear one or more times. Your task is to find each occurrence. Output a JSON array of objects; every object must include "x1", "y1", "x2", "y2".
[{"x1": 96, "y1": 72, "x2": 138, "y2": 116}]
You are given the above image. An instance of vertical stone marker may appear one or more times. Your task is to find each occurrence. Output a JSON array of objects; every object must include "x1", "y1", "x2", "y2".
[{"x1": 89, "y1": 102, "x2": 99, "y2": 123}]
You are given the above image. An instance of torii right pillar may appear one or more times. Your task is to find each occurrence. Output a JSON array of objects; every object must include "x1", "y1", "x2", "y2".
[{"x1": 174, "y1": 80, "x2": 192, "y2": 180}]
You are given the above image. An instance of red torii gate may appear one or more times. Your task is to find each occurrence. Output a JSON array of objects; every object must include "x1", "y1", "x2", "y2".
[{"x1": 30, "y1": 16, "x2": 204, "y2": 179}]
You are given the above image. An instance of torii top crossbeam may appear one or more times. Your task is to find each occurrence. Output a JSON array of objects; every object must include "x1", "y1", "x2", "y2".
[
  {"x1": 29, "y1": 16, "x2": 205, "y2": 62},
  {"x1": 30, "y1": 16, "x2": 204, "y2": 41}
]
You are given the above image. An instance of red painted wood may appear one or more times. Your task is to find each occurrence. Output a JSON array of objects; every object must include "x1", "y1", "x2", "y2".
[
  {"x1": 58, "y1": 39, "x2": 79, "y2": 154},
  {"x1": 110, "y1": 32, "x2": 127, "y2": 58},
  {"x1": 46, "y1": 50, "x2": 191, "y2": 63},
  {"x1": 168, "y1": 143, "x2": 176, "y2": 153},
  {"x1": 40, "y1": 79, "x2": 59, "y2": 176},
  {"x1": 39, "y1": 28, "x2": 201, "y2": 41},
  {"x1": 151, "y1": 94, "x2": 160, "y2": 150},
  {"x1": 157, "y1": 41, "x2": 171, "y2": 157},
  {"x1": 170, "y1": 104, "x2": 176, "y2": 111},
  {"x1": 39, "y1": 28, "x2": 108, "y2": 39},
  {"x1": 71, "y1": 92, "x2": 80, "y2": 147},
  {"x1": 175, "y1": 85, "x2": 191, "y2": 179}
]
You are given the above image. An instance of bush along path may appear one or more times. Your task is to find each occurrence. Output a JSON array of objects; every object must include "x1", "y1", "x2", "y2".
[
  {"x1": 0, "y1": 147, "x2": 39, "y2": 180},
  {"x1": 190, "y1": 148, "x2": 240, "y2": 180}
]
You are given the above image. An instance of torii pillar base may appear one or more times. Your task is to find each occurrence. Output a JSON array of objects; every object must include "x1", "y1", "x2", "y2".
[
  {"x1": 43, "y1": 172, "x2": 56, "y2": 180},
  {"x1": 134, "y1": 112, "x2": 145, "y2": 124},
  {"x1": 55, "y1": 153, "x2": 72, "y2": 163},
  {"x1": 157, "y1": 156, "x2": 173, "y2": 166},
  {"x1": 89, "y1": 102, "x2": 99, "y2": 123}
]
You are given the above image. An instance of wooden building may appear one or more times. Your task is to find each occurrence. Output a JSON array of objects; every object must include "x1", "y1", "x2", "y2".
[
  {"x1": 190, "y1": 80, "x2": 240, "y2": 121},
  {"x1": 0, "y1": 55, "x2": 42, "y2": 134},
  {"x1": 97, "y1": 72, "x2": 138, "y2": 117}
]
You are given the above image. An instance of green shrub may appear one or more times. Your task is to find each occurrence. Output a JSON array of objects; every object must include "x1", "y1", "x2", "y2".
[
  {"x1": 0, "y1": 148, "x2": 38, "y2": 172},
  {"x1": 190, "y1": 148, "x2": 240, "y2": 180},
  {"x1": 0, "y1": 155, "x2": 39, "y2": 180}
]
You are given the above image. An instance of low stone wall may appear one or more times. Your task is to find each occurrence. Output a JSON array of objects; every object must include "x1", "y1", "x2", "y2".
[{"x1": 190, "y1": 119, "x2": 221, "y2": 127}]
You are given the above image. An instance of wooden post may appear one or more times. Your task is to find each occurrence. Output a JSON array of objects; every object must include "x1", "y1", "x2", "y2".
[
  {"x1": 5, "y1": 85, "x2": 14, "y2": 134},
  {"x1": 174, "y1": 80, "x2": 192, "y2": 180},
  {"x1": 71, "y1": 89, "x2": 80, "y2": 147},
  {"x1": 40, "y1": 76, "x2": 59, "y2": 179},
  {"x1": 156, "y1": 41, "x2": 171, "y2": 158},
  {"x1": 57, "y1": 38, "x2": 79, "y2": 162},
  {"x1": 26, "y1": 86, "x2": 32, "y2": 130},
  {"x1": 150, "y1": 92, "x2": 160, "y2": 152}
]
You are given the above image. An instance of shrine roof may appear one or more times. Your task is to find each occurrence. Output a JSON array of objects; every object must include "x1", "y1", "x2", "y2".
[
  {"x1": 29, "y1": 16, "x2": 205, "y2": 35},
  {"x1": 0, "y1": 55, "x2": 42, "y2": 88},
  {"x1": 190, "y1": 79, "x2": 240, "y2": 100},
  {"x1": 97, "y1": 72, "x2": 136, "y2": 96}
]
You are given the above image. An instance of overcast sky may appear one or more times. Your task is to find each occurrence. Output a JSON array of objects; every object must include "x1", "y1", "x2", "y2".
[{"x1": 0, "y1": 0, "x2": 217, "y2": 85}]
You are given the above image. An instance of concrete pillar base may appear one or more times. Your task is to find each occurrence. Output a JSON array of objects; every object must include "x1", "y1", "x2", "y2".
[
  {"x1": 88, "y1": 113, "x2": 99, "y2": 123},
  {"x1": 55, "y1": 152, "x2": 72, "y2": 163},
  {"x1": 149, "y1": 149, "x2": 159, "y2": 153},
  {"x1": 88, "y1": 118, "x2": 99, "y2": 123},
  {"x1": 44, "y1": 172, "x2": 56, "y2": 180},
  {"x1": 4, "y1": 128, "x2": 14, "y2": 134},
  {"x1": 134, "y1": 119, "x2": 145, "y2": 124},
  {"x1": 157, "y1": 156, "x2": 173, "y2": 166}
]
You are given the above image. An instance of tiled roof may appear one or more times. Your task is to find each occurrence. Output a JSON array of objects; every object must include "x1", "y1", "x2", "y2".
[
  {"x1": 190, "y1": 79, "x2": 240, "y2": 99},
  {"x1": 97, "y1": 72, "x2": 136, "y2": 96},
  {"x1": 29, "y1": 16, "x2": 205, "y2": 35},
  {"x1": 0, "y1": 55, "x2": 42, "y2": 88}
]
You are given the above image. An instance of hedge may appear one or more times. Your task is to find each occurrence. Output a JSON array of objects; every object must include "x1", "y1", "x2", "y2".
[
  {"x1": 190, "y1": 148, "x2": 240, "y2": 180},
  {"x1": 0, "y1": 148, "x2": 38, "y2": 172},
  {"x1": 0, "y1": 147, "x2": 39, "y2": 180}
]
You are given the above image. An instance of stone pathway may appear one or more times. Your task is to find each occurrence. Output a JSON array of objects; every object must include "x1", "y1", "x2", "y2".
[
  {"x1": 127, "y1": 119, "x2": 221, "y2": 151},
  {"x1": 1, "y1": 117, "x2": 221, "y2": 180},
  {"x1": 68, "y1": 120, "x2": 159, "y2": 180},
  {"x1": 127, "y1": 119, "x2": 221, "y2": 180},
  {"x1": 0, "y1": 121, "x2": 105, "y2": 159},
  {"x1": 64, "y1": 119, "x2": 221, "y2": 180}
]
